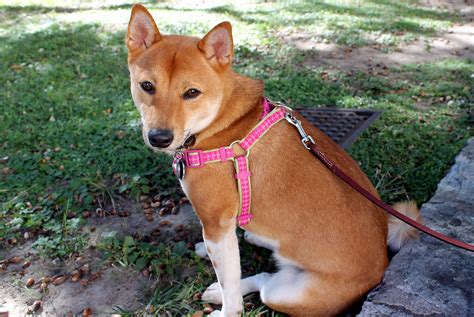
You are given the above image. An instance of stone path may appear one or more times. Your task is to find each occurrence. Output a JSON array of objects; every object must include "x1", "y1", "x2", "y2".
[{"x1": 359, "y1": 138, "x2": 474, "y2": 316}]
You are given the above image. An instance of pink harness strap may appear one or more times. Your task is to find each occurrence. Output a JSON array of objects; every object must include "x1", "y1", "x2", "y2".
[
  {"x1": 173, "y1": 98, "x2": 286, "y2": 226},
  {"x1": 234, "y1": 156, "x2": 252, "y2": 226},
  {"x1": 184, "y1": 147, "x2": 234, "y2": 168}
]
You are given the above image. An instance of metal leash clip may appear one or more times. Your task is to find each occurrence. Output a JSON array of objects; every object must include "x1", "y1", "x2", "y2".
[{"x1": 284, "y1": 109, "x2": 315, "y2": 150}]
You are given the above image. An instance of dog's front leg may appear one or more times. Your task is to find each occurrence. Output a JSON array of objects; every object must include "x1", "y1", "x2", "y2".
[{"x1": 202, "y1": 218, "x2": 242, "y2": 316}]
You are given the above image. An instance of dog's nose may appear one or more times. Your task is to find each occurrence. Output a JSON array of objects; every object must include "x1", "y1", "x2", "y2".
[{"x1": 148, "y1": 129, "x2": 174, "y2": 148}]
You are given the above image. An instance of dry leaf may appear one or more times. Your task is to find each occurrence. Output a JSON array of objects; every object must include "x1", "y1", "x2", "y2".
[
  {"x1": 71, "y1": 270, "x2": 81, "y2": 282},
  {"x1": 26, "y1": 278, "x2": 35, "y2": 287},
  {"x1": 82, "y1": 307, "x2": 92, "y2": 316},
  {"x1": 32, "y1": 300, "x2": 42, "y2": 312},
  {"x1": 52, "y1": 275, "x2": 68, "y2": 286},
  {"x1": 159, "y1": 220, "x2": 171, "y2": 226}
]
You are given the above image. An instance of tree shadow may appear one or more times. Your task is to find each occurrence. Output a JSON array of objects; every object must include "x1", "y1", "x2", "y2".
[{"x1": 207, "y1": 1, "x2": 454, "y2": 49}]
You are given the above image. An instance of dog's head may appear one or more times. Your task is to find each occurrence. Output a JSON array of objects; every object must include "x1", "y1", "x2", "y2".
[{"x1": 126, "y1": 4, "x2": 234, "y2": 154}]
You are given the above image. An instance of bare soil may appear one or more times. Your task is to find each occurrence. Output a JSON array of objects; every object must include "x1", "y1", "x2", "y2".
[
  {"x1": 285, "y1": 23, "x2": 473, "y2": 71},
  {"x1": 0, "y1": 204, "x2": 201, "y2": 315}
]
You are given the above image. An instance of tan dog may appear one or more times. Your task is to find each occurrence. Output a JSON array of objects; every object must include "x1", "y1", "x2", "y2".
[{"x1": 126, "y1": 5, "x2": 420, "y2": 316}]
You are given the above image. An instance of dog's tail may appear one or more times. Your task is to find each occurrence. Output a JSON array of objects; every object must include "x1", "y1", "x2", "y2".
[{"x1": 387, "y1": 201, "x2": 422, "y2": 252}]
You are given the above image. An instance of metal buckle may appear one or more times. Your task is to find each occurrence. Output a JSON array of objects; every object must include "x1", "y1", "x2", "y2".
[
  {"x1": 284, "y1": 109, "x2": 316, "y2": 150},
  {"x1": 229, "y1": 140, "x2": 250, "y2": 158},
  {"x1": 184, "y1": 149, "x2": 204, "y2": 168}
]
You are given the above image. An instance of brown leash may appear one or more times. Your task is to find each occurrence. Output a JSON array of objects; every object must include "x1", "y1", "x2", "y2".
[
  {"x1": 309, "y1": 144, "x2": 474, "y2": 252},
  {"x1": 283, "y1": 107, "x2": 473, "y2": 252}
]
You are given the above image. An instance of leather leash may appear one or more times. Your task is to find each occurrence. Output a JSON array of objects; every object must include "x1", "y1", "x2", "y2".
[{"x1": 285, "y1": 108, "x2": 474, "y2": 252}]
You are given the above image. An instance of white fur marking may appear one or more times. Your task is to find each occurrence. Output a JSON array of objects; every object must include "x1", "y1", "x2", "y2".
[
  {"x1": 244, "y1": 231, "x2": 279, "y2": 251},
  {"x1": 202, "y1": 273, "x2": 271, "y2": 305},
  {"x1": 203, "y1": 226, "x2": 242, "y2": 315},
  {"x1": 201, "y1": 281, "x2": 222, "y2": 304},
  {"x1": 260, "y1": 252, "x2": 309, "y2": 305},
  {"x1": 194, "y1": 242, "x2": 209, "y2": 259}
]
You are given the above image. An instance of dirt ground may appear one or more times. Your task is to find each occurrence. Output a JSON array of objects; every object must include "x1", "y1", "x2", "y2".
[
  {"x1": 283, "y1": 0, "x2": 473, "y2": 71},
  {"x1": 1, "y1": 0, "x2": 473, "y2": 316},
  {"x1": 292, "y1": 23, "x2": 473, "y2": 70},
  {"x1": 0, "y1": 204, "x2": 201, "y2": 315},
  {"x1": 285, "y1": 23, "x2": 473, "y2": 71}
]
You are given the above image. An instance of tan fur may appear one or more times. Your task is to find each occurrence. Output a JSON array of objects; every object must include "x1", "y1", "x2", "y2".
[
  {"x1": 388, "y1": 201, "x2": 422, "y2": 251},
  {"x1": 126, "y1": 5, "x2": 419, "y2": 316}
]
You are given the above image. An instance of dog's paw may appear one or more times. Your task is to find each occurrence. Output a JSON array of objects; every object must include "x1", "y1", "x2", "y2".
[
  {"x1": 244, "y1": 231, "x2": 264, "y2": 247},
  {"x1": 244, "y1": 231, "x2": 255, "y2": 244},
  {"x1": 208, "y1": 310, "x2": 221, "y2": 317},
  {"x1": 201, "y1": 282, "x2": 222, "y2": 304},
  {"x1": 194, "y1": 242, "x2": 209, "y2": 259}
]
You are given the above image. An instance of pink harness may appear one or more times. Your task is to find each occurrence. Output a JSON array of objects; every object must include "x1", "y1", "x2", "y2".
[{"x1": 173, "y1": 98, "x2": 285, "y2": 226}]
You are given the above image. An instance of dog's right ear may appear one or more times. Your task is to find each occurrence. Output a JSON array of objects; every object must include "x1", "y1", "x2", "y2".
[
  {"x1": 198, "y1": 22, "x2": 234, "y2": 70},
  {"x1": 126, "y1": 4, "x2": 162, "y2": 53}
]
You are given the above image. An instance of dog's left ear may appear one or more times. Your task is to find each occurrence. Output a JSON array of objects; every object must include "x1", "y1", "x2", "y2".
[{"x1": 198, "y1": 22, "x2": 234, "y2": 70}]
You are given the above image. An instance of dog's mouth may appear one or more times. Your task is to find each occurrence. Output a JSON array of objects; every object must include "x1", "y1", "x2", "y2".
[
  {"x1": 158, "y1": 133, "x2": 196, "y2": 155},
  {"x1": 183, "y1": 135, "x2": 196, "y2": 147}
]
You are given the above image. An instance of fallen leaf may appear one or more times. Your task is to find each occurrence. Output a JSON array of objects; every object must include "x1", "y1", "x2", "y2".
[
  {"x1": 159, "y1": 220, "x2": 170, "y2": 226},
  {"x1": 39, "y1": 282, "x2": 48, "y2": 293},
  {"x1": 70, "y1": 270, "x2": 81, "y2": 282},
  {"x1": 179, "y1": 197, "x2": 189, "y2": 205},
  {"x1": 26, "y1": 278, "x2": 35, "y2": 287},
  {"x1": 32, "y1": 300, "x2": 42, "y2": 312},
  {"x1": 52, "y1": 275, "x2": 68, "y2": 286},
  {"x1": 10, "y1": 64, "x2": 22, "y2": 71},
  {"x1": 82, "y1": 308, "x2": 92, "y2": 316}
]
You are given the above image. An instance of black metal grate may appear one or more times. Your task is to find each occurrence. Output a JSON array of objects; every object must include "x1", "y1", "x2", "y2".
[{"x1": 295, "y1": 107, "x2": 383, "y2": 149}]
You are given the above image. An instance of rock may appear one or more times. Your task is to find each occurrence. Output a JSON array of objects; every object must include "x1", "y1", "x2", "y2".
[
  {"x1": 359, "y1": 138, "x2": 474, "y2": 316},
  {"x1": 433, "y1": 138, "x2": 474, "y2": 205}
]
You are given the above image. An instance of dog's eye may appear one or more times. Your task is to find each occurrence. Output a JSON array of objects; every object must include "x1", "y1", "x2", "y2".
[
  {"x1": 183, "y1": 88, "x2": 201, "y2": 100},
  {"x1": 140, "y1": 81, "x2": 155, "y2": 94}
]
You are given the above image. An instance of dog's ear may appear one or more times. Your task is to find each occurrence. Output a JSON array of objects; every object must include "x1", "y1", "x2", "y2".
[
  {"x1": 126, "y1": 4, "x2": 162, "y2": 53},
  {"x1": 198, "y1": 22, "x2": 234, "y2": 70}
]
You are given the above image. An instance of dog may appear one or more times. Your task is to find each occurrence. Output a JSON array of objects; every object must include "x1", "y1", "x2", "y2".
[{"x1": 126, "y1": 4, "x2": 420, "y2": 316}]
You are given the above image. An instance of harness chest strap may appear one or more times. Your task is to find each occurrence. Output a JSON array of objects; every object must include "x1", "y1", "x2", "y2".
[{"x1": 173, "y1": 101, "x2": 285, "y2": 226}]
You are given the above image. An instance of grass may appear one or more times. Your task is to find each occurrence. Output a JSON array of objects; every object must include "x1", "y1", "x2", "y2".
[{"x1": 0, "y1": 0, "x2": 472, "y2": 315}]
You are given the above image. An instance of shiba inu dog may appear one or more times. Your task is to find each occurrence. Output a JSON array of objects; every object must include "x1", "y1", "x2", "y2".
[{"x1": 126, "y1": 4, "x2": 420, "y2": 316}]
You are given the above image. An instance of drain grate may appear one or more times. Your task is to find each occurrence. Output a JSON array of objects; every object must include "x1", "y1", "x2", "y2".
[{"x1": 295, "y1": 107, "x2": 383, "y2": 149}]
